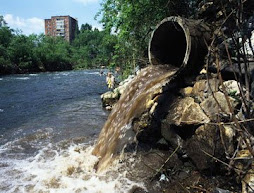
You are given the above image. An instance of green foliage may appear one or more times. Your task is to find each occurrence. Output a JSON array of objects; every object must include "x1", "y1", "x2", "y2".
[
  {"x1": 80, "y1": 23, "x2": 92, "y2": 32},
  {"x1": 35, "y1": 36, "x2": 73, "y2": 71},
  {"x1": 8, "y1": 34, "x2": 39, "y2": 72},
  {"x1": 0, "y1": 26, "x2": 13, "y2": 47},
  {"x1": 71, "y1": 28, "x2": 116, "y2": 69},
  {"x1": 97, "y1": 0, "x2": 197, "y2": 76},
  {"x1": 0, "y1": 16, "x2": 7, "y2": 27},
  {"x1": 0, "y1": 0, "x2": 198, "y2": 76},
  {"x1": 0, "y1": 15, "x2": 118, "y2": 75}
]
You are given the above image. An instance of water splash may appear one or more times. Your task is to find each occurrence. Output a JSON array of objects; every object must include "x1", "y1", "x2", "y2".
[
  {"x1": 28, "y1": 74, "x2": 38, "y2": 76},
  {"x1": 15, "y1": 77, "x2": 30, "y2": 80},
  {"x1": 0, "y1": 140, "x2": 144, "y2": 193},
  {"x1": 93, "y1": 65, "x2": 178, "y2": 172}
]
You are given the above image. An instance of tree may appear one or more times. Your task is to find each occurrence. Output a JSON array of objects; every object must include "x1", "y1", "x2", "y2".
[
  {"x1": 0, "y1": 26, "x2": 13, "y2": 47},
  {"x1": 80, "y1": 23, "x2": 92, "y2": 33},
  {"x1": 0, "y1": 16, "x2": 7, "y2": 27},
  {"x1": 35, "y1": 36, "x2": 73, "y2": 71},
  {"x1": 0, "y1": 25, "x2": 14, "y2": 74},
  {"x1": 96, "y1": 0, "x2": 197, "y2": 75},
  {"x1": 72, "y1": 27, "x2": 117, "y2": 69},
  {"x1": 7, "y1": 34, "x2": 40, "y2": 72},
  {"x1": 0, "y1": 19, "x2": 117, "y2": 74}
]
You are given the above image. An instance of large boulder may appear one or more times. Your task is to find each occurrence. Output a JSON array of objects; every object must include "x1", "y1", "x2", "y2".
[
  {"x1": 191, "y1": 78, "x2": 220, "y2": 102},
  {"x1": 164, "y1": 97, "x2": 210, "y2": 126},
  {"x1": 186, "y1": 125, "x2": 232, "y2": 170},
  {"x1": 200, "y1": 91, "x2": 239, "y2": 121},
  {"x1": 186, "y1": 124, "x2": 235, "y2": 170},
  {"x1": 161, "y1": 97, "x2": 210, "y2": 153}
]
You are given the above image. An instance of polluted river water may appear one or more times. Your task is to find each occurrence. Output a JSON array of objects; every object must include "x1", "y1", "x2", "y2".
[
  {"x1": 0, "y1": 70, "x2": 144, "y2": 193},
  {"x1": 0, "y1": 16, "x2": 214, "y2": 193}
]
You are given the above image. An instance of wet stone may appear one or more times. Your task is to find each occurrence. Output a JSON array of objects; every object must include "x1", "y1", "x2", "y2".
[
  {"x1": 164, "y1": 97, "x2": 210, "y2": 126},
  {"x1": 185, "y1": 124, "x2": 232, "y2": 170},
  {"x1": 101, "y1": 91, "x2": 120, "y2": 108},
  {"x1": 200, "y1": 91, "x2": 239, "y2": 121},
  {"x1": 191, "y1": 78, "x2": 219, "y2": 102}
]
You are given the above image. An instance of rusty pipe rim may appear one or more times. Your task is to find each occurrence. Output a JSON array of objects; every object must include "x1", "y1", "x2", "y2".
[{"x1": 148, "y1": 16, "x2": 191, "y2": 67}]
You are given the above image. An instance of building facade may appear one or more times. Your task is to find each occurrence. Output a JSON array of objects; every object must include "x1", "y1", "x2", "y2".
[{"x1": 45, "y1": 16, "x2": 78, "y2": 42}]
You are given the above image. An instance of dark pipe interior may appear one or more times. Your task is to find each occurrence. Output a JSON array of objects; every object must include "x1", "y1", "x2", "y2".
[{"x1": 150, "y1": 22, "x2": 187, "y2": 67}]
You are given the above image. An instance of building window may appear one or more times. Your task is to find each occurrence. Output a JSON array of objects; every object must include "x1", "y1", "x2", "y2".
[{"x1": 45, "y1": 16, "x2": 77, "y2": 42}]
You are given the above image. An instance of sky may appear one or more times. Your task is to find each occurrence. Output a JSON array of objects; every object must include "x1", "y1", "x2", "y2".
[{"x1": 0, "y1": 0, "x2": 103, "y2": 35}]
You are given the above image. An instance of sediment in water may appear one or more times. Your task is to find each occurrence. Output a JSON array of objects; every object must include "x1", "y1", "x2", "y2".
[
  {"x1": 93, "y1": 17, "x2": 211, "y2": 172},
  {"x1": 92, "y1": 65, "x2": 178, "y2": 172}
]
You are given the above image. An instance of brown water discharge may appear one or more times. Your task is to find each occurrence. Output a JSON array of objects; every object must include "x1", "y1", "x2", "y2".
[
  {"x1": 93, "y1": 16, "x2": 211, "y2": 172},
  {"x1": 92, "y1": 65, "x2": 178, "y2": 172}
]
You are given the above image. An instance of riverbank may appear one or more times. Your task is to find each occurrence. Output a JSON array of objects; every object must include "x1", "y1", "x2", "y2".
[{"x1": 100, "y1": 66, "x2": 254, "y2": 193}]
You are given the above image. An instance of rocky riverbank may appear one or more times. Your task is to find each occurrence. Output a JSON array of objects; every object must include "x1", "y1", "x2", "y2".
[{"x1": 101, "y1": 69, "x2": 254, "y2": 193}]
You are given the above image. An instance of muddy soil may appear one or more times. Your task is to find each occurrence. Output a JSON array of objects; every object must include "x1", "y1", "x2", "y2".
[{"x1": 117, "y1": 147, "x2": 241, "y2": 193}]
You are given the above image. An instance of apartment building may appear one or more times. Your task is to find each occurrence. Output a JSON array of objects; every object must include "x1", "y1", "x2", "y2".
[{"x1": 45, "y1": 16, "x2": 78, "y2": 42}]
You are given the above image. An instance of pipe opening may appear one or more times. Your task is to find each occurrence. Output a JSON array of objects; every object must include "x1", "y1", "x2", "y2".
[{"x1": 150, "y1": 21, "x2": 187, "y2": 67}]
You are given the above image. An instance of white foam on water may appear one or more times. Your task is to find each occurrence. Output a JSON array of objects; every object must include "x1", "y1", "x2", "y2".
[
  {"x1": 28, "y1": 74, "x2": 38, "y2": 76},
  {"x1": 15, "y1": 77, "x2": 30, "y2": 80},
  {"x1": 85, "y1": 72, "x2": 100, "y2": 75},
  {"x1": 0, "y1": 142, "x2": 144, "y2": 193},
  {"x1": 0, "y1": 109, "x2": 4, "y2": 113},
  {"x1": 62, "y1": 72, "x2": 70, "y2": 76},
  {"x1": 0, "y1": 78, "x2": 3, "y2": 81}
]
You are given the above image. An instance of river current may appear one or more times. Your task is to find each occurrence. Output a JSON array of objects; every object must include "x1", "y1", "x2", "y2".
[{"x1": 0, "y1": 70, "x2": 143, "y2": 193}]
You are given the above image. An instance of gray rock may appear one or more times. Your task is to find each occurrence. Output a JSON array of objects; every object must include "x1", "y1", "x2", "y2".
[
  {"x1": 200, "y1": 91, "x2": 239, "y2": 121},
  {"x1": 101, "y1": 90, "x2": 120, "y2": 108},
  {"x1": 186, "y1": 124, "x2": 221, "y2": 170},
  {"x1": 191, "y1": 78, "x2": 219, "y2": 102},
  {"x1": 186, "y1": 124, "x2": 235, "y2": 170},
  {"x1": 161, "y1": 123, "x2": 184, "y2": 150},
  {"x1": 165, "y1": 97, "x2": 210, "y2": 126},
  {"x1": 234, "y1": 150, "x2": 254, "y2": 193},
  {"x1": 221, "y1": 125, "x2": 235, "y2": 156},
  {"x1": 219, "y1": 80, "x2": 241, "y2": 96},
  {"x1": 156, "y1": 138, "x2": 168, "y2": 146},
  {"x1": 101, "y1": 75, "x2": 134, "y2": 109},
  {"x1": 115, "y1": 75, "x2": 133, "y2": 95}
]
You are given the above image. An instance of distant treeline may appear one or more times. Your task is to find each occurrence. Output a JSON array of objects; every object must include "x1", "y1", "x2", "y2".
[
  {"x1": 0, "y1": 21, "x2": 117, "y2": 75},
  {"x1": 2, "y1": 0, "x2": 252, "y2": 76},
  {"x1": 0, "y1": 1, "x2": 203, "y2": 76}
]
